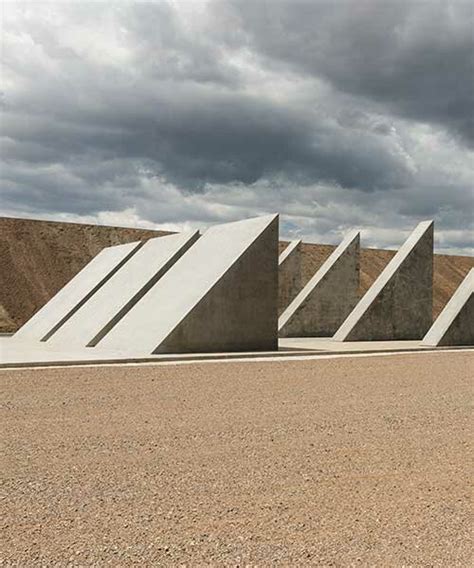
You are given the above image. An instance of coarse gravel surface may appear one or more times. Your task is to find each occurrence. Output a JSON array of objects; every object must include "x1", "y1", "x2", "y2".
[{"x1": 1, "y1": 351, "x2": 473, "y2": 566}]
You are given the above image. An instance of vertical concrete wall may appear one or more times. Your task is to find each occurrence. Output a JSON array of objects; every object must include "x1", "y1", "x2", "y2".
[
  {"x1": 279, "y1": 231, "x2": 360, "y2": 337},
  {"x1": 422, "y1": 269, "x2": 474, "y2": 346},
  {"x1": 334, "y1": 220, "x2": 434, "y2": 341},
  {"x1": 14, "y1": 240, "x2": 142, "y2": 342},
  {"x1": 46, "y1": 231, "x2": 200, "y2": 347},
  {"x1": 278, "y1": 240, "x2": 302, "y2": 314},
  {"x1": 97, "y1": 215, "x2": 279, "y2": 355}
]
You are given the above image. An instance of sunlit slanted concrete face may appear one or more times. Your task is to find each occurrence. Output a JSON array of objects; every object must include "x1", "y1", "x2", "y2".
[
  {"x1": 1, "y1": 1, "x2": 473, "y2": 253},
  {"x1": 422, "y1": 269, "x2": 474, "y2": 347},
  {"x1": 334, "y1": 220, "x2": 434, "y2": 341},
  {"x1": 97, "y1": 215, "x2": 279, "y2": 355}
]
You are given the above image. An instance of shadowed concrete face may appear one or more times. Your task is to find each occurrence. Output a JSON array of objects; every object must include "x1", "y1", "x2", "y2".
[
  {"x1": 334, "y1": 221, "x2": 434, "y2": 341},
  {"x1": 278, "y1": 240, "x2": 302, "y2": 315},
  {"x1": 279, "y1": 231, "x2": 360, "y2": 337},
  {"x1": 45, "y1": 231, "x2": 200, "y2": 347},
  {"x1": 422, "y1": 269, "x2": 474, "y2": 346},
  {"x1": 14, "y1": 240, "x2": 143, "y2": 342},
  {"x1": 96, "y1": 215, "x2": 279, "y2": 355}
]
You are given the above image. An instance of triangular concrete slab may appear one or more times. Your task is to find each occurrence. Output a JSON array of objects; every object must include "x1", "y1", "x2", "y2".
[
  {"x1": 279, "y1": 239, "x2": 302, "y2": 315},
  {"x1": 279, "y1": 231, "x2": 360, "y2": 337},
  {"x1": 334, "y1": 220, "x2": 434, "y2": 341},
  {"x1": 422, "y1": 269, "x2": 473, "y2": 346},
  {"x1": 14, "y1": 240, "x2": 142, "y2": 342},
  {"x1": 96, "y1": 215, "x2": 279, "y2": 355},
  {"x1": 46, "y1": 231, "x2": 200, "y2": 347}
]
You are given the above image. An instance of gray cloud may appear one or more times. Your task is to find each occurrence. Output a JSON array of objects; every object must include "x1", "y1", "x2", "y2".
[
  {"x1": 217, "y1": 0, "x2": 474, "y2": 144},
  {"x1": 0, "y1": 1, "x2": 473, "y2": 252}
]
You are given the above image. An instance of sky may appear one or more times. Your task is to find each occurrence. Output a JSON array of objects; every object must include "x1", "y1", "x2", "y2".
[{"x1": 1, "y1": 0, "x2": 473, "y2": 252}]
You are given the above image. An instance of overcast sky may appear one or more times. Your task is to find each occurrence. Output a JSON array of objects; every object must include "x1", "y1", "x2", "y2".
[{"x1": 1, "y1": 0, "x2": 473, "y2": 252}]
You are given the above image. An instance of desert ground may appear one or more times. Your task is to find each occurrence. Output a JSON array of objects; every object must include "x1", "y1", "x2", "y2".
[{"x1": 2, "y1": 351, "x2": 472, "y2": 566}]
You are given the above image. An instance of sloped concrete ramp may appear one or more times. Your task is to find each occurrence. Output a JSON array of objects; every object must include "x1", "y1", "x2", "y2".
[
  {"x1": 278, "y1": 239, "x2": 302, "y2": 314},
  {"x1": 334, "y1": 220, "x2": 434, "y2": 341},
  {"x1": 14, "y1": 240, "x2": 142, "y2": 342},
  {"x1": 279, "y1": 231, "x2": 360, "y2": 337},
  {"x1": 46, "y1": 231, "x2": 200, "y2": 348},
  {"x1": 422, "y1": 269, "x2": 474, "y2": 346},
  {"x1": 97, "y1": 215, "x2": 279, "y2": 354}
]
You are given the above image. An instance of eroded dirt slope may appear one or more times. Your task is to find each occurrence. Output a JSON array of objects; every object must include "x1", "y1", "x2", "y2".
[{"x1": 0, "y1": 217, "x2": 170, "y2": 332}]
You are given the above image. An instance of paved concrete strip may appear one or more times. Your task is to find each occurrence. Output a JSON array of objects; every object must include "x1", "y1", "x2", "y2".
[
  {"x1": 279, "y1": 231, "x2": 360, "y2": 337},
  {"x1": 46, "y1": 231, "x2": 200, "y2": 347},
  {"x1": 1, "y1": 332, "x2": 470, "y2": 370},
  {"x1": 1, "y1": 348, "x2": 472, "y2": 371},
  {"x1": 13, "y1": 240, "x2": 143, "y2": 342},
  {"x1": 334, "y1": 220, "x2": 434, "y2": 341},
  {"x1": 422, "y1": 268, "x2": 474, "y2": 346},
  {"x1": 96, "y1": 215, "x2": 279, "y2": 355}
]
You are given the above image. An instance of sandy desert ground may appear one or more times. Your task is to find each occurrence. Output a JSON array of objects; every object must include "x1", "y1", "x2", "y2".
[{"x1": 2, "y1": 351, "x2": 473, "y2": 566}]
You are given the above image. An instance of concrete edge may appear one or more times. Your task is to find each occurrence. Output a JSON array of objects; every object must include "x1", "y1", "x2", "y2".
[
  {"x1": 278, "y1": 239, "x2": 302, "y2": 266},
  {"x1": 1, "y1": 344, "x2": 471, "y2": 371}
]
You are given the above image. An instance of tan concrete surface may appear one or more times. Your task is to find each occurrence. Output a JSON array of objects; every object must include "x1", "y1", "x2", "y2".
[{"x1": 2, "y1": 352, "x2": 472, "y2": 566}]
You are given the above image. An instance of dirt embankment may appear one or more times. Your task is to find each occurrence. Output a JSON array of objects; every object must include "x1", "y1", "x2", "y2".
[
  {"x1": 0, "y1": 217, "x2": 170, "y2": 332},
  {"x1": 1, "y1": 217, "x2": 472, "y2": 332}
]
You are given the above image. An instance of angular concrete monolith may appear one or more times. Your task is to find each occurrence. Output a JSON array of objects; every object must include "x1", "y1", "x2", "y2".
[
  {"x1": 422, "y1": 269, "x2": 474, "y2": 346},
  {"x1": 46, "y1": 231, "x2": 200, "y2": 347},
  {"x1": 279, "y1": 231, "x2": 360, "y2": 337},
  {"x1": 278, "y1": 239, "x2": 302, "y2": 314},
  {"x1": 334, "y1": 220, "x2": 434, "y2": 341},
  {"x1": 96, "y1": 215, "x2": 279, "y2": 355},
  {"x1": 14, "y1": 240, "x2": 142, "y2": 342}
]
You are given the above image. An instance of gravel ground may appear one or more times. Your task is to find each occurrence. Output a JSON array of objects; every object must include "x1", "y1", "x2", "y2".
[{"x1": 1, "y1": 352, "x2": 472, "y2": 566}]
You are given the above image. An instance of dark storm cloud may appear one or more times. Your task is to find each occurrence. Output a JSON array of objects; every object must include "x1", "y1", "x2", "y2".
[
  {"x1": 217, "y1": 0, "x2": 474, "y2": 144},
  {"x1": 1, "y1": 31, "x2": 414, "y2": 195},
  {"x1": 0, "y1": 1, "x2": 473, "y2": 252}
]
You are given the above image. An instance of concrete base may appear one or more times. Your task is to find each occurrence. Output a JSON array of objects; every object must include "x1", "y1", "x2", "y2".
[
  {"x1": 422, "y1": 269, "x2": 474, "y2": 346},
  {"x1": 14, "y1": 240, "x2": 142, "y2": 341},
  {"x1": 278, "y1": 240, "x2": 302, "y2": 314},
  {"x1": 96, "y1": 215, "x2": 279, "y2": 355},
  {"x1": 334, "y1": 221, "x2": 434, "y2": 341},
  {"x1": 1, "y1": 334, "x2": 466, "y2": 370},
  {"x1": 279, "y1": 337, "x2": 424, "y2": 353},
  {"x1": 279, "y1": 231, "x2": 360, "y2": 337}
]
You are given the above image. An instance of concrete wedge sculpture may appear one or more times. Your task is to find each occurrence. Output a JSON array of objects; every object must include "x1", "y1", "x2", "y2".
[
  {"x1": 422, "y1": 268, "x2": 473, "y2": 346},
  {"x1": 279, "y1": 231, "x2": 360, "y2": 337},
  {"x1": 334, "y1": 220, "x2": 434, "y2": 341},
  {"x1": 14, "y1": 240, "x2": 143, "y2": 342},
  {"x1": 46, "y1": 231, "x2": 200, "y2": 347},
  {"x1": 96, "y1": 215, "x2": 279, "y2": 355},
  {"x1": 278, "y1": 239, "x2": 302, "y2": 314}
]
